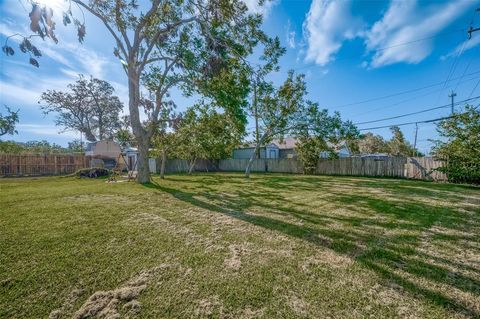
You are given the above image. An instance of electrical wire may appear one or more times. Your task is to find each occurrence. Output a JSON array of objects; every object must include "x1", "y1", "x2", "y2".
[
  {"x1": 358, "y1": 105, "x2": 479, "y2": 131},
  {"x1": 330, "y1": 69, "x2": 480, "y2": 109},
  {"x1": 351, "y1": 73, "x2": 480, "y2": 117},
  {"x1": 354, "y1": 95, "x2": 480, "y2": 125}
]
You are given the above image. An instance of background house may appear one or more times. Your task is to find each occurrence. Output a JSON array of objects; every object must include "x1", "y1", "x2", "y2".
[
  {"x1": 232, "y1": 143, "x2": 279, "y2": 159},
  {"x1": 232, "y1": 138, "x2": 351, "y2": 159}
]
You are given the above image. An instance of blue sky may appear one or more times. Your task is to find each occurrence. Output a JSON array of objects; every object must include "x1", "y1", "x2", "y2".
[{"x1": 1, "y1": 0, "x2": 479, "y2": 154}]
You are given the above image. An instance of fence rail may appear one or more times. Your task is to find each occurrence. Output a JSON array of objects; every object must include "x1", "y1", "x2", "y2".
[
  {"x1": 163, "y1": 157, "x2": 447, "y2": 181},
  {"x1": 0, "y1": 154, "x2": 91, "y2": 177}
]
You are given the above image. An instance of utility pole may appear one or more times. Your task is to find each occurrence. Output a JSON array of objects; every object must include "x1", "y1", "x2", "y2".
[
  {"x1": 449, "y1": 90, "x2": 457, "y2": 114},
  {"x1": 413, "y1": 123, "x2": 418, "y2": 157},
  {"x1": 468, "y1": 8, "x2": 480, "y2": 39}
]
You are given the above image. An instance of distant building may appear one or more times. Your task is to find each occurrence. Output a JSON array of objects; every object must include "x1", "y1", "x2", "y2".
[
  {"x1": 232, "y1": 142, "x2": 279, "y2": 159},
  {"x1": 232, "y1": 137, "x2": 351, "y2": 159}
]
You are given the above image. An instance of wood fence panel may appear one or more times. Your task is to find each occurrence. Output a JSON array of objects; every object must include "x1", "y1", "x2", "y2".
[
  {"x1": 0, "y1": 154, "x2": 91, "y2": 177},
  {"x1": 404, "y1": 157, "x2": 447, "y2": 181}
]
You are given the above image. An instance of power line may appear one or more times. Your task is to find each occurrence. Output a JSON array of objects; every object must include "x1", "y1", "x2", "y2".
[
  {"x1": 358, "y1": 106, "x2": 478, "y2": 131},
  {"x1": 330, "y1": 69, "x2": 480, "y2": 109},
  {"x1": 351, "y1": 73, "x2": 480, "y2": 117},
  {"x1": 468, "y1": 78, "x2": 480, "y2": 98},
  {"x1": 353, "y1": 96, "x2": 480, "y2": 125}
]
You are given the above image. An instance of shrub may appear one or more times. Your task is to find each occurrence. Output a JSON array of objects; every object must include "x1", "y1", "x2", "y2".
[{"x1": 74, "y1": 167, "x2": 110, "y2": 178}]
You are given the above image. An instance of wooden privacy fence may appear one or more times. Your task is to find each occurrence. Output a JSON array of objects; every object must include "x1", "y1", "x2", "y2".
[
  {"x1": 163, "y1": 157, "x2": 447, "y2": 181},
  {"x1": 0, "y1": 154, "x2": 91, "y2": 177}
]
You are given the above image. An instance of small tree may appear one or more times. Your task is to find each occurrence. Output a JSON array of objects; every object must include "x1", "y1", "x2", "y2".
[
  {"x1": 433, "y1": 105, "x2": 480, "y2": 184},
  {"x1": 295, "y1": 109, "x2": 358, "y2": 174},
  {"x1": 67, "y1": 139, "x2": 85, "y2": 153},
  {"x1": 0, "y1": 106, "x2": 19, "y2": 137},
  {"x1": 40, "y1": 75, "x2": 123, "y2": 142},
  {"x1": 387, "y1": 126, "x2": 416, "y2": 156},
  {"x1": 356, "y1": 132, "x2": 388, "y2": 155},
  {"x1": 170, "y1": 104, "x2": 243, "y2": 174}
]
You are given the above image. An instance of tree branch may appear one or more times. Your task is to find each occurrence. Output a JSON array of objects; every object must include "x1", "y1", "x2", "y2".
[
  {"x1": 139, "y1": 16, "x2": 198, "y2": 71},
  {"x1": 71, "y1": 0, "x2": 128, "y2": 59}
]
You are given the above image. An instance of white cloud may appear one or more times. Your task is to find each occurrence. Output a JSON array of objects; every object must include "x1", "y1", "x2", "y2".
[
  {"x1": 303, "y1": 0, "x2": 363, "y2": 66},
  {"x1": 285, "y1": 20, "x2": 296, "y2": 49},
  {"x1": 16, "y1": 124, "x2": 78, "y2": 138},
  {"x1": 242, "y1": 0, "x2": 277, "y2": 17},
  {"x1": 442, "y1": 35, "x2": 480, "y2": 60},
  {"x1": 364, "y1": 0, "x2": 473, "y2": 68}
]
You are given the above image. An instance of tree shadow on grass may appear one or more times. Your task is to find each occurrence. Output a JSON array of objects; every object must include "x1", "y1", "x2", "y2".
[{"x1": 143, "y1": 177, "x2": 480, "y2": 318}]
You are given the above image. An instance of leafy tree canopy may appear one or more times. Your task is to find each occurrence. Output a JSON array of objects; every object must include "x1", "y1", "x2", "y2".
[
  {"x1": 0, "y1": 106, "x2": 19, "y2": 137},
  {"x1": 433, "y1": 105, "x2": 480, "y2": 184},
  {"x1": 40, "y1": 75, "x2": 124, "y2": 142}
]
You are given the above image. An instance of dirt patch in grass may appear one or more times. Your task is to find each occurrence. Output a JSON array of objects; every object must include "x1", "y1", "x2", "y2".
[
  {"x1": 55, "y1": 265, "x2": 170, "y2": 319},
  {"x1": 224, "y1": 244, "x2": 250, "y2": 271}
]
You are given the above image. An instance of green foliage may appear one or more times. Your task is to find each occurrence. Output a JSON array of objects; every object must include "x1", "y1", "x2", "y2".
[
  {"x1": 166, "y1": 104, "x2": 244, "y2": 161},
  {"x1": 0, "y1": 106, "x2": 19, "y2": 137},
  {"x1": 67, "y1": 140, "x2": 85, "y2": 153},
  {"x1": 295, "y1": 109, "x2": 358, "y2": 174},
  {"x1": 0, "y1": 141, "x2": 24, "y2": 154},
  {"x1": 352, "y1": 127, "x2": 421, "y2": 156},
  {"x1": 387, "y1": 126, "x2": 416, "y2": 156},
  {"x1": 433, "y1": 105, "x2": 480, "y2": 184},
  {"x1": 0, "y1": 140, "x2": 79, "y2": 154},
  {"x1": 355, "y1": 133, "x2": 389, "y2": 155}
]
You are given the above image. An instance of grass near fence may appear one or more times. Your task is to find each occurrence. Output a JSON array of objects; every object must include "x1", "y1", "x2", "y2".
[{"x1": 1, "y1": 173, "x2": 479, "y2": 318}]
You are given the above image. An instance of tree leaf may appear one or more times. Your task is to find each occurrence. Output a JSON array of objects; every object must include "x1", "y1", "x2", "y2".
[
  {"x1": 77, "y1": 24, "x2": 86, "y2": 43},
  {"x1": 19, "y1": 42, "x2": 27, "y2": 53},
  {"x1": 24, "y1": 38, "x2": 32, "y2": 51},
  {"x1": 29, "y1": 57, "x2": 39, "y2": 68},
  {"x1": 31, "y1": 46, "x2": 42, "y2": 57},
  {"x1": 2, "y1": 46, "x2": 14, "y2": 56},
  {"x1": 63, "y1": 13, "x2": 71, "y2": 26},
  {"x1": 29, "y1": 4, "x2": 41, "y2": 33}
]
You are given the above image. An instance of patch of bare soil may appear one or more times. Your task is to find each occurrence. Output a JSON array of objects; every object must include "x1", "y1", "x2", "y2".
[
  {"x1": 48, "y1": 289, "x2": 85, "y2": 319},
  {"x1": 52, "y1": 265, "x2": 169, "y2": 319},
  {"x1": 287, "y1": 294, "x2": 309, "y2": 316},
  {"x1": 194, "y1": 296, "x2": 224, "y2": 317},
  {"x1": 224, "y1": 244, "x2": 250, "y2": 270}
]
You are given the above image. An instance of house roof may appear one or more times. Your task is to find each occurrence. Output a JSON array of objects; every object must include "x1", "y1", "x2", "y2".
[
  {"x1": 85, "y1": 142, "x2": 97, "y2": 152},
  {"x1": 271, "y1": 138, "x2": 298, "y2": 149},
  {"x1": 236, "y1": 138, "x2": 349, "y2": 152}
]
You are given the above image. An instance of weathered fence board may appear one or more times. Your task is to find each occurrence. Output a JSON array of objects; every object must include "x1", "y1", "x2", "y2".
[
  {"x1": 0, "y1": 154, "x2": 90, "y2": 177},
  {"x1": 404, "y1": 157, "x2": 447, "y2": 181}
]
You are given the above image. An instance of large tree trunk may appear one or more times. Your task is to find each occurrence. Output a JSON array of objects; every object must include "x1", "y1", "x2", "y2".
[
  {"x1": 128, "y1": 67, "x2": 150, "y2": 183},
  {"x1": 160, "y1": 149, "x2": 166, "y2": 179}
]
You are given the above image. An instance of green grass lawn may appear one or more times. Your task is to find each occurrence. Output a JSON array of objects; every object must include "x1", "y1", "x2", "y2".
[{"x1": 1, "y1": 174, "x2": 479, "y2": 318}]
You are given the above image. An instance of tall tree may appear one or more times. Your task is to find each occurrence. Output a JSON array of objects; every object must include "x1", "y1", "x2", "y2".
[
  {"x1": 433, "y1": 105, "x2": 480, "y2": 184},
  {"x1": 0, "y1": 106, "x2": 19, "y2": 137},
  {"x1": 5, "y1": 0, "x2": 269, "y2": 183},
  {"x1": 387, "y1": 126, "x2": 416, "y2": 156},
  {"x1": 244, "y1": 71, "x2": 310, "y2": 177},
  {"x1": 40, "y1": 75, "x2": 123, "y2": 142}
]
